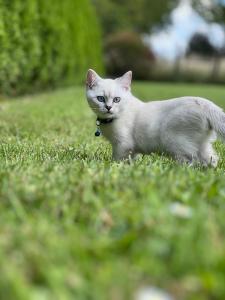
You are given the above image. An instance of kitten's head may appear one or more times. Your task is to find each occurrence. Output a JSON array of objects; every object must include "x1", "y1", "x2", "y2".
[{"x1": 86, "y1": 69, "x2": 132, "y2": 119}]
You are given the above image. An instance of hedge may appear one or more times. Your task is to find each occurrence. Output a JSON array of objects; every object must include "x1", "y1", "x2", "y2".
[{"x1": 0, "y1": 0, "x2": 103, "y2": 95}]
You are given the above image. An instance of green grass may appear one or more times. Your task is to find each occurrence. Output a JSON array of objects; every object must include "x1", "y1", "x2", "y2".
[{"x1": 0, "y1": 82, "x2": 225, "y2": 300}]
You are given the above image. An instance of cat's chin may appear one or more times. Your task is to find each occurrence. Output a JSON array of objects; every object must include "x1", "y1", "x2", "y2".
[{"x1": 98, "y1": 112, "x2": 115, "y2": 119}]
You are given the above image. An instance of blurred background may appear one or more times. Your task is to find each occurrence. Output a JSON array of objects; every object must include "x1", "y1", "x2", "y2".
[
  {"x1": 97, "y1": 0, "x2": 225, "y2": 84},
  {"x1": 0, "y1": 0, "x2": 225, "y2": 97}
]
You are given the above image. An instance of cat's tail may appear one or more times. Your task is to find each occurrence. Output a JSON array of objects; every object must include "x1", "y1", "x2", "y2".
[{"x1": 205, "y1": 101, "x2": 225, "y2": 140}]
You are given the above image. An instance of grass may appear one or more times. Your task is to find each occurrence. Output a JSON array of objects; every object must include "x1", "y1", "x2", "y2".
[{"x1": 0, "y1": 82, "x2": 225, "y2": 300}]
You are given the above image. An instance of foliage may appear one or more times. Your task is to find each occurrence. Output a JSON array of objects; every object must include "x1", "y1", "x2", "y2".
[
  {"x1": 105, "y1": 31, "x2": 155, "y2": 79},
  {"x1": 0, "y1": 83, "x2": 225, "y2": 299},
  {"x1": 187, "y1": 32, "x2": 218, "y2": 57},
  {"x1": 193, "y1": 0, "x2": 225, "y2": 23},
  {"x1": 92, "y1": 0, "x2": 178, "y2": 34},
  {"x1": 0, "y1": 0, "x2": 103, "y2": 95}
]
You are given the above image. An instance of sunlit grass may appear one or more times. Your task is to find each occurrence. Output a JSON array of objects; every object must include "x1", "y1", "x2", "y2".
[{"x1": 0, "y1": 82, "x2": 225, "y2": 299}]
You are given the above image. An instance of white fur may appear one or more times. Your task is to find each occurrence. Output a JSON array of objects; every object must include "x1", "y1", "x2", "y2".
[{"x1": 86, "y1": 69, "x2": 225, "y2": 167}]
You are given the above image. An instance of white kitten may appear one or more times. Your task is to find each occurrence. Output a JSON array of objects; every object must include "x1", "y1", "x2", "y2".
[{"x1": 86, "y1": 69, "x2": 225, "y2": 167}]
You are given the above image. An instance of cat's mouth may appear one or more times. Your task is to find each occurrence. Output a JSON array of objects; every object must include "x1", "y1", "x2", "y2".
[
  {"x1": 97, "y1": 110, "x2": 115, "y2": 119},
  {"x1": 103, "y1": 110, "x2": 114, "y2": 116}
]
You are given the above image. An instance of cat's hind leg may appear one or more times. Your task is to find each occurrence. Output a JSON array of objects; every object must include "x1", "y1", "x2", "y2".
[
  {"x1": 174, "y1": 153, "x2": 194, "y2": 165},
  {"x1": 165, "y1": 136, "x2": 199, "y2": 165},
  {"x1": 197, "y1": 130, "x2": 218, "y2": 168},
  {"x1": 173, "y1": 140, "x2": 218, "y2": 167},
  {"x1": 198, "y1": 142, "x2": 218, "y2": 168}
]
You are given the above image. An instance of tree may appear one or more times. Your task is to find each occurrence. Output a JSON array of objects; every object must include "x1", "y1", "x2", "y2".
[
  {"x1": 187, "y1": 32, "x2": 217, "y2": 57},
  {"x1": 105, "y1": 31, "x2": 155, "y2": 79},
  {"x1": 0, "y1": 0, "x2": 103, "y2": 95},
  {"x1": 93, "y1": 0, "x2": 178, "y2": 35},
  {"x1": 192, "y1": 0, "x2": 225, "y2": 23},
  {"x1": 187, "y1": 32, "x2": 222, "y2": 81}
]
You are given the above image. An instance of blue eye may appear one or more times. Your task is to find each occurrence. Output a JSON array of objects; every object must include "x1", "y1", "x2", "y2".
[
  {"x1": 113, "y1": 97, "x2": 121, "y2": 103},
  {"x1": 97, "y1": 96, "x2": 105, "y2": 102}
]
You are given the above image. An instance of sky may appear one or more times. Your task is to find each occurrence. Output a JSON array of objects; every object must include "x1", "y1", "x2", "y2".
[{"x1": 146, "y1": 0, "x2": 225, "y2": 61}]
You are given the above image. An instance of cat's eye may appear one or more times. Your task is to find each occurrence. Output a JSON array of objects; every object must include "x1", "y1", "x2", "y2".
[
  {"x1": 97, "y1": 96, "x2": 105, "y2": 102},
  {"x1": 113, "y1": 97, "x2": 121, "y2": 103}
]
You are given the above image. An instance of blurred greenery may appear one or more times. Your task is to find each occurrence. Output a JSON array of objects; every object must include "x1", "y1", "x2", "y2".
[
  {"x1": 93, "y1": 0, "x2": 178, "y2": 34},
  {"x1": 187, "y1": 32, "x2": 218, "y2": 57},
  {"x1": 193, "y1": 0, "x2": 225, "y2": 23},
  {"x1": 0, "y1": 0, "x2": 103, "y2": 95},
  {"x1": 0, "y1": 82, "x2": 225, "y2": 299}
]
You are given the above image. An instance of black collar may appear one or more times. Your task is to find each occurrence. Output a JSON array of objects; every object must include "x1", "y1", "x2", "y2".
[{"x1": 97, "y1": 117, "x2": 114, "y2": 125}]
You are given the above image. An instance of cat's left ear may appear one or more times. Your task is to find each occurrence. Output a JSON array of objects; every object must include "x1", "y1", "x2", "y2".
[{"x1": 117, "y1": 71, "x2": 132, "y2": 91}]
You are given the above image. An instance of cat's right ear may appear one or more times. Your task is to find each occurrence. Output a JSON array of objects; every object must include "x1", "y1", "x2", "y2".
[{"x1": 86, "y1": 69, "x2": 101, "y2": 89}]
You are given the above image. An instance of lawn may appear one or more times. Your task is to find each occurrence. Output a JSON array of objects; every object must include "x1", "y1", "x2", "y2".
[{"x1": 0, "y1": 82, "x2": 225, "y2": 300}]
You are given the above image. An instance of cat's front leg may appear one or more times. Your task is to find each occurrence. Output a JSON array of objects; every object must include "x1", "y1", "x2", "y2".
[{"x1": 112, "y1": 144, "x2": 134, "y2": 161}]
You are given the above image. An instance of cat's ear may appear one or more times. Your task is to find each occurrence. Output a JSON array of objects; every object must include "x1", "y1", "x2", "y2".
[
  {"x1": 86, "y1": 69, "x2": 101, "y2": 89},
  {"x1": 117, "y1": 71, "x2": 132, "y2": 91}
]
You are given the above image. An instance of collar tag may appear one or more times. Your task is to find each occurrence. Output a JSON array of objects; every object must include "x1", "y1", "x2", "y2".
[
  {"x1": 95, "y1": 119, "x2": 101, "y2": 137},
  {"x1": 95, "y1": 128, "x2": 101, "y2": 137},
  {"x1": 94, "y1": 117, "x2": 114, "y2": 137}
]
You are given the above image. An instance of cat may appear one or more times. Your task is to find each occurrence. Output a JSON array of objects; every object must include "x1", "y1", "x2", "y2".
[{"x1": 86, "y1": 69, "x2": 225, "y2": 167}]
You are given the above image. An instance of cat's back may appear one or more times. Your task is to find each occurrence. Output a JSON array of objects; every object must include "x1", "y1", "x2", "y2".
[
  {"x1": 137, "y1": 97, "x2": 190, "y2": 120},
  {"x1": 142, "y1": 96, "x2": 219, "y2": 116},
  {"x1": 135, "y1": 96, "x2": 220, "y2": 132},
  {"x1": 145, "y1": 96, "x2": 205, "y2": 107}
]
